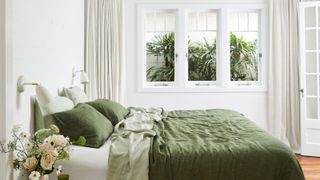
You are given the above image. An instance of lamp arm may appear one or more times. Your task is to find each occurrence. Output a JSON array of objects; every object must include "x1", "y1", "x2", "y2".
[
  {"x1": 23, "y1": 82, "x2": 40, "y2": 85},
  {"x1": 72, "y1": 69, "x2": 84, "y2": 78}
]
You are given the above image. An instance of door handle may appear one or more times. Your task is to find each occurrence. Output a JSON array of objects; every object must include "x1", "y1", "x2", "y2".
[{"x1": 300, "y1": 89, "x2": 304, "y2": 98}]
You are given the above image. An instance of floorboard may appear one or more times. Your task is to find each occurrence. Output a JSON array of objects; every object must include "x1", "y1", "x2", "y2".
[{"x1": 297, "y1": 155, "x2": 320, "y2": 180}]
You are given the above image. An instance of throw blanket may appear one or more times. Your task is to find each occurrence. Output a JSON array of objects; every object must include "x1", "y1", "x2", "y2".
[{"x1": 107, "y1": 107, "x2": 163, "y2": 180}]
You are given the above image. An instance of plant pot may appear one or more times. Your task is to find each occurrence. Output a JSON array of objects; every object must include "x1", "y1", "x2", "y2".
[
  {"x1": 40, "y1": 175, "x2": 49, "y2": 180},
  {"x1": 57, "y1": 174, "x2": 70, "y2": 180}
]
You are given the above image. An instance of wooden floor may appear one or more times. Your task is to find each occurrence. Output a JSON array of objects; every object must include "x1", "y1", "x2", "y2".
[{"x1": 297, "y1": 155, "x2": 320, "y2": 180}]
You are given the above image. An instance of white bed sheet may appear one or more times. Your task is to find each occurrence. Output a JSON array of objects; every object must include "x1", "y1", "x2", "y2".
[{"x1": 49, "y1": 139, "x2": 111, "y2": 180}]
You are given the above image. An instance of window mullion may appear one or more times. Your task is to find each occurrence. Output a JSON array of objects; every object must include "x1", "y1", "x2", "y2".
[
  {"x1": 219, "y1": 8, "x2": 230, "y2": 87},
  {"x1": 176, "y1": 8, "x2": 187, "y2": 88}
]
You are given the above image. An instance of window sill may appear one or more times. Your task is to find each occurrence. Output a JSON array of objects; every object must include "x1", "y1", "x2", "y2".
[{"x1": 138, "y1": 85, "x2": 267, "y2": 93}]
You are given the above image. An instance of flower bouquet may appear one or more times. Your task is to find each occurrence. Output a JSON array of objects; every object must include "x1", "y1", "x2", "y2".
[{"x1": 1, "y1": 125, "x2": 72, "y2": 180}]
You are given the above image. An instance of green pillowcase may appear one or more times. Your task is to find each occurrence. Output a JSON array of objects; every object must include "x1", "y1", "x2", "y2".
[
  {"x1": 86, "y1": 99, "x2": 129, "y2": 126},
  {"x1": 52, "y1": 103, "x2": 113, "y2": 148}
]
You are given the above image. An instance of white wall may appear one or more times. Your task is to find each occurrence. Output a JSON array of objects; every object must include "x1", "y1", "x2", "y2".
[
  {"x1": 11, "y1": 0, "x2": 85, "y2": 132},
  {"x1": 124, "y1": 0, "x2": 269, "y2": 129},
  {"x1": 8, "y1": 0, "x2": 85, "y2": 178}
]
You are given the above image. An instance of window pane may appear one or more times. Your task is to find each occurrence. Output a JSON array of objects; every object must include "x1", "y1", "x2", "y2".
[
  {"x1": 188, "y1": 10, "x2": 217, "y2": 81},
  {"x1": 229, "y1": 12, "x2": 259, "y2": 81},
  {"x1": 306, "y1": 52, "x2": 317, "y2": 73},
  {"x1": 145, "y1": 11, "x2": 175, "y2": 82},
  {"x1": 306, "y1": 75, "x2": 317, "y2": 96},
  {"x1": 248, "y1": 13, "x2": 258, "y2": 31},
  {"x1": 306, "y1": 29, "x2": 317, "y2": 50},
  {"x1": 307, "y1": 98, "x2": 318, "y2": 119},
  {"x1": 238, "y1": 13, "x2": 248, "y2": 31},
  {"x1": 305, "y1": 7, "x2": 316, "y2": 28}
]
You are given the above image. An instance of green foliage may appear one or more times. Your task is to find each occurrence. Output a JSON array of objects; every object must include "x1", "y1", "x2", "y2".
[
  {"x1": 72, "y1": 136, "x2": 86, "y2": 146},
  {"x1": 146, "y1": 33, "x2": 175, "y2": 81},
  {"x1": 146, "y1": 32, "x2": 258, "y2": 82},
  {"x1": 230, "y1": 33, "x2": 258, "y2": 81},
  {"x1": 57, "y1": 150, "x2": 70, "y2": 160},
  {"x1": 34, "y1": 129, "x2": 52, "y2": 142},
  {"x1": 188, "y1": 38, "x2": 216, "y2": 81},
  {"x1": 50, "y1": 124, "x2": 60, "y2": 134}
]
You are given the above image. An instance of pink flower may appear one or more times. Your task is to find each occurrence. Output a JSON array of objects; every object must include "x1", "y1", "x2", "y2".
[
  {"x1": 23, "y1": 156, "x2": 38, "y2": 172},
  {"x1": 40, "y1": 150, "x2": 57, "y2": 170},
  {"x1": 40, "y1": 143, "x2": 54, "y2": 152}
]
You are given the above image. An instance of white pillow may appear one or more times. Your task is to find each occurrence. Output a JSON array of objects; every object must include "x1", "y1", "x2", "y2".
[
  {"x1": 41, "y1": 97, "x2": 74, "y2": 116},
  {"x1": 63, "y1": 86, "x2": 89, "y2": 105}
]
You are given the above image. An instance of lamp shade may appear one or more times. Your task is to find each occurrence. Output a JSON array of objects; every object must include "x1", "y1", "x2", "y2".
[
  {"x1": 36, "y1": 85, "x2": 53, "y2": 105},
  {"x1": 80, "y1": 72, "x2": 89, "y2": 84}
]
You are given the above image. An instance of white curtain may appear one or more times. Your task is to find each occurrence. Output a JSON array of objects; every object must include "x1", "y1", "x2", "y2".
[
  {"x1": 85, "y1": 0, "x2": 125, "y2": 103},
  {"x1": 268, "y1": 0, "x2": 301, "y2": 152}
]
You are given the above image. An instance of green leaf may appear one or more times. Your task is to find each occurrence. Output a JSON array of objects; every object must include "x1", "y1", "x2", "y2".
[
  {"x1": 35, "y1": 129, "x2": 51, "y2": 142},
  {"x1": 50, "y1": 124, "x2": 60, "y2": 134},
  {"x1": 72, "y1": 136, "x2": 86, "y2": 146}
]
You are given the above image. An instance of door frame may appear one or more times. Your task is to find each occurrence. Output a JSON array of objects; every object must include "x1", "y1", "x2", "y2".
[
  {"x1": 0, "y1": 0, "x2": 6, "y2": 178},
  {"x1": 1, "y1": 0, "x2": 13, "y2": 179}
]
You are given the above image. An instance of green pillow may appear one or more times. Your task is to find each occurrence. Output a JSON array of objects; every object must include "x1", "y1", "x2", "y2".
[
  {"x1": 86, "y1": 99, "x2": 129, "y2": 126},
  {"x1": 52, "y1": 103, "x2": 113, "y2": 148}
]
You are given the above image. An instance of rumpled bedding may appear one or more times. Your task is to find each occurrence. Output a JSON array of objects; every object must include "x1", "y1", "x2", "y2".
[
  {"x1": 108, "y1": 108, "x2": 305, "y2": 180},
  {"x1": 107, "y1": 107, "x2": 163, "y2": 180}
]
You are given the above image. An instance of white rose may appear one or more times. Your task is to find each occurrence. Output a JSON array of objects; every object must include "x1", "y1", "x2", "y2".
[
  {"x1": 23, "y1": 156, "x2": 38, "y2": 172},
  {"x1": 29, "y1": 171, "x2": 40, "y2": 180},
  {"x1": 40, "y1": 150, "x2": 57, "y2": 170},
  {"x1": 51, "y1": 135, "x2": 68, "y2": 147}
]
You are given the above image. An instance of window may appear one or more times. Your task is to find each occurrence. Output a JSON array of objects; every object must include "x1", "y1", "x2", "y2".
[
  {"x1": 188, "y1": 11, "x2": 217, "y2": 84},
  {"x1": 138, "y1": 4, "x2": 266, "y2": 92},
  {"x1": 145, "y1": 10, "x2": 176, "y2": 85},
  {"x1": 229, "y1": 11, "x2": 260, "y2": 85}
]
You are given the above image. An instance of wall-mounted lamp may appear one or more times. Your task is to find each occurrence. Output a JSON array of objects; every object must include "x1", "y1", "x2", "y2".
[
  {"x1": 72, "y1": 68, "x2": 89, "y2": 85},
  {"x1": 17, "y1": 76, "x2": 53, "y2": 105},
  {"x1": 17, "y1": 76, "x2": 40, "y2": 93}
]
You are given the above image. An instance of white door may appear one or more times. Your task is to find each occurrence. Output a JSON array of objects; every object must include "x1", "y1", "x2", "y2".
[{"x1": 300, "y1": 2, "x2": 320, "y2": 157}]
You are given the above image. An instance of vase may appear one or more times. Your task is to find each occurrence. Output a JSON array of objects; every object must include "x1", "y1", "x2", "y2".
[
  {"x1": 40, "y1": 175, "x2": 49, "y2": 180},
  {"x1": 57, "y1": 174, "x2": 70, "y2": 180}
]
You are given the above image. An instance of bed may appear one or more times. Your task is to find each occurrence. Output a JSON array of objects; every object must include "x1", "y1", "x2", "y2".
[{"x1": 33, "y1": 97, "x2": 305, "y2": 180}]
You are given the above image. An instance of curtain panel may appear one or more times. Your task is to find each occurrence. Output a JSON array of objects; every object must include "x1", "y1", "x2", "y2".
[
  {"x1": 268, "y1": 0, "x2": 301, "y2": 152},
  {"x1": 85, "y1": 0, "x2": 125, "y2": 103}
]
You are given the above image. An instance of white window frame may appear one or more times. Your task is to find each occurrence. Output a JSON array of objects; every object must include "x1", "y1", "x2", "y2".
[
  {"x1": 141, "y1": 8, "x2": 178, "y2": 88},
  {"x1": 185, "y1": 9, "x2": 220, "y2": 88},
  {"x1": 137, "y1": 3, "x2": 268, "y2": 93},
  {"x1": 227, "y1": 9, "x2": 264, "y2": 87}
]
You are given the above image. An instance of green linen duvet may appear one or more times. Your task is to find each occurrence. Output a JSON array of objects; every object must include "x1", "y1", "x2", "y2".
[
  {"x1": 108, "y1": 108, "x2": 304, "y2": 180},
  {"x1": 149, "y1": 109, "x2": 305, "y2": 180}
]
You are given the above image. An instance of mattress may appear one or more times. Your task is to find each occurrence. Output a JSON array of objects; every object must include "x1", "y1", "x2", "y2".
[{"x1": 49, "y1": 139, "x2": 111, "y2": 180}]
